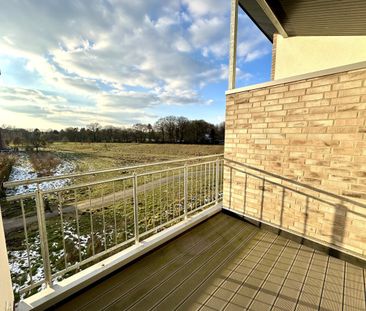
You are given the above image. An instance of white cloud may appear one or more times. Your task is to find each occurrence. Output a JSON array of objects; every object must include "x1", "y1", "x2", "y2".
[
  {"x1": 237, "y1": 33, "x2": 270, "y2": 63},
  {"x1": 174, "y1": 37, "x2": 192, "y2": 53},
  {"x1": 0, "y1": 0, "x2": 271, "y2": 128},
  {"x1": 0, "y1": 86, "x2": 159, "y2": 128},
  {"x1": 189, "y1": 17, "x2": 229, "y2": 57},
  {"x1": 182, "y1": 0, "x2": 230, "y2": 18},
  {"x1": 97, "y1": 92, "x2": 158, "y2": 110}
]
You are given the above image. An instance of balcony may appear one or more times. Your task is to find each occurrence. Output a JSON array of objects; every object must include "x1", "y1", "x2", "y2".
[
  {"x1": 0, "y1": 154, "x2": 365, "y2": 310},
  {"x1": 1, "y1": 155, "x2": 224, "y2": 310}
]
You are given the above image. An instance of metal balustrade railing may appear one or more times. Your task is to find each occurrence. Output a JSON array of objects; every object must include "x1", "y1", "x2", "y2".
[{"x1": 1, "y1": 155, "x2": 223, "y2": 301}]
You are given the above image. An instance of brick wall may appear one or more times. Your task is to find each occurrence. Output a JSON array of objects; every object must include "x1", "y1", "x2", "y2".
[{"x1": 224, "y1": 66, "x2": 366, "y2": 257}]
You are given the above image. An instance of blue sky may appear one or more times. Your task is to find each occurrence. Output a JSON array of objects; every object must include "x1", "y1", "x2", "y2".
[{"x1": 0, "y1": 0, "x2": 272, "y2": 130}]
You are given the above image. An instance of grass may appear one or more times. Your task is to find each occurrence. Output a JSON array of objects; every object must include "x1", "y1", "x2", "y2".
[{"x1": 47, "y1": 142, "x2": 224, "y2": 171}]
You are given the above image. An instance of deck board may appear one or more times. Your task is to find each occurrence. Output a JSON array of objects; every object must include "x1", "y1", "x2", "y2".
[
  {"x1": 271, "y1": 245, "x2": 314, "y2": 310},
  {"x1": 248, "y1": 240, "x2": 300, "y2": 311},
  {"x1": 222, "y1": 236, "x2": 288, "y2": 309},
  {"x1": 153, "y1": 226, "x2": 259, "y2": 310},
  {"x1": 175, "y1": 230, "x2": 268, "y2": 311},
  {"x1": 295, "y1": 252, "x2": 328, "y2": 311},
  {"x1": 201, "y1": 233, "x2": 278, "y2": 310},
  {"x1": 344, "y1": 263, "x2": 366, "y2": 311},
  {"x1": 319, "y1": 257, "x2": 345, "y2": 311},
  {"x1": 53, "y1": 212, "x2": 366, "y2": 311}
]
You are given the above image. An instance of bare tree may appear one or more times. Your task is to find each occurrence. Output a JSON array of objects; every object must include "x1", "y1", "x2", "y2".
[
  {"x1": 155, "y1": 118, "x2": 166, "y2": 143},
  {"x1": 176, "y1": 117, "x2": 189, "y2": 143},
  {"x1": 87, "y1": 123, "x2": 101, "y2": 142},
  {"x1": 32, "y1": 128, "x2": 46, "y2": 152}
]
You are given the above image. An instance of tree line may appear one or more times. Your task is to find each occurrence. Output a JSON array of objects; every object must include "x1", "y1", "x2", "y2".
[{"x1": 1, "y1": 116, "x2": 225, "y2": 149}]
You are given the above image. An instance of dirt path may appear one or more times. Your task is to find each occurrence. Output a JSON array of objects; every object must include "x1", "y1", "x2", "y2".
[{"x1": 3, "y1": 172, "x2": 199, "y2": 233}]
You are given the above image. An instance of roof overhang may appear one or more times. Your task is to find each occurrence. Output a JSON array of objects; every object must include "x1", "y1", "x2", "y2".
[{"x1": 240, "y1": 0, "x2": 366, "y2": 42}]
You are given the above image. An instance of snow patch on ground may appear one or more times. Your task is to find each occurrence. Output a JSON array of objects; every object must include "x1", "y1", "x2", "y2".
[
  {"x1": 8, "y1": 221, "x2": 106, "y2": 298},
  {"x1": 9, "y1": 235, "x2": 43, "y2": 298},
  {"x1": 9, "y1": 220, "x2": 97, "y2": 299},
  {"x1": 6, "y1": 154, "x2": 75, "y2": 196}
]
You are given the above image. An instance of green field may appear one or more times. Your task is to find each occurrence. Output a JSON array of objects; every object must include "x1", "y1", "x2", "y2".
[{"x1": 46, "y1": 142, "x2": 224, "y2": 171}]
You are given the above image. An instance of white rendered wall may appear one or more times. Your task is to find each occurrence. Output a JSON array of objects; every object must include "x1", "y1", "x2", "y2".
[{"x1": 274, "y1": 35, "x2": 366, "y2": 80}]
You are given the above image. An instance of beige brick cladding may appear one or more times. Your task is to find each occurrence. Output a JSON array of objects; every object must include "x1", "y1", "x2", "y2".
[{"x1": 224, "y1": 67, "x2": 366, "y2": 258}]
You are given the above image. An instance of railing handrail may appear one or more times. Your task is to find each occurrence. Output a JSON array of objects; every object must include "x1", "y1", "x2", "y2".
[
  {"x1": 3, "y1": 154, "x2": 224, "y2": 188},
  {"x1": 5, "y1": 158, "x2": 221, "y2": 202},
  {"x1": 225, "y1": 158, "x2": 366, "y2": 209}
]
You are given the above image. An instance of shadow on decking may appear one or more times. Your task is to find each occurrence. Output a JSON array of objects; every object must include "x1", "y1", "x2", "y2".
[{"x1": 53, "y1": 213, "x2": 366, "y2": 311}]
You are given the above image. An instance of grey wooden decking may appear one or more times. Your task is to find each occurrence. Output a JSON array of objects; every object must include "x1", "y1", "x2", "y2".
[{"x1": 54, "y1": 213, "x2": 366, "y2": 311}]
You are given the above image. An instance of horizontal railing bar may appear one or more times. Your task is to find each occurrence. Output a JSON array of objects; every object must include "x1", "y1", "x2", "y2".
[
  {"x1": 6, "y1": 158, "x2": 222, "y2": 199},
  {"x1": 138, "y1": 159, "x2": 219, "y2": 177},
  {"x1": 137, "y1": 165, "x2": 185, "y2": 178},
  {"x1": 186, "y1": 159, "x2": 220, "y2": 168},
  {"x1": 5, "y1": 192, "x2": 36, "y2": 202},
  {"x1": 19, "y1": 279, "x2": 45, "y2": 295},
  {"x1": 224, "y1": 158, "x2": 366, "y2": 209},
  {"x1": 4, "y1": 154, "x2": 224, "y2": 188},
  {"x1": 41, "y1": 175, "x2": 134, "y2": 195}
]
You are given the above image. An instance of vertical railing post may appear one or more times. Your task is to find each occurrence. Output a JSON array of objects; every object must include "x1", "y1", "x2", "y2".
[
  {"x1": 35, "y1": 185, "x2": 52, "y2": 287},
  {"x1": 215, "y1": 158, "x2": 220, "y2": 203},
  {"x1": 183, "y1": 163, "x2": 188, "y2": 219},
  {"x1": 0, "y1": 208, "x2": 14, "y2": 311},
  {"x1": 132, "y1": 172, "x2": 139, "y2": 244},
  {"x1": 229, "y1": 0, "x2": 238, "y2": 90},
  {"x1": 229, "y1": 167, "x2": 233, "y2": 209}
]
